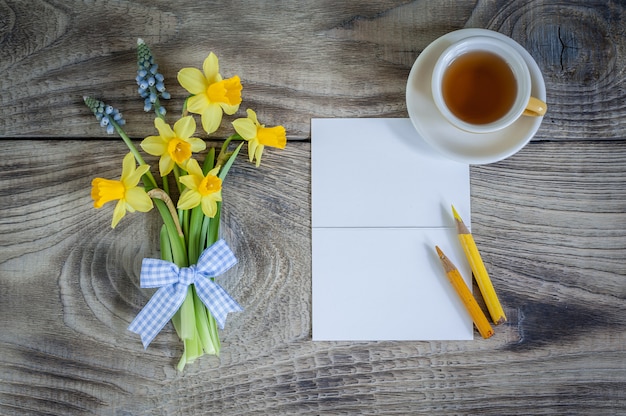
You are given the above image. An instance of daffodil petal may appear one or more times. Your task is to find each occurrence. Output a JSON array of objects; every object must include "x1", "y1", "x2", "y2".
[
  {"x1": 248, "y1": 138, "x2": 259, "y2": 163},
  {"x1": 159, "y1": 154, "x2": 175, "y2": 177},
  {"x1": 112, "y1": 200, "x2": 127, "y2": 228},
  {"x1": 177, "y1": 67, "x2": 207, "y2": 95},
  {"x1": 187, "y1": 94, "x2": 210, "y2": 114},
  {"x1": 179, "y1": 174, "x2": 200, "y2": 190},
  {"x1": 201, "y1": 105, "x2": 223, "y2": 134},
  {"x1": 202, "y1": 52, "x2": 220, "y2": 83},
  {"x1": 174, "y1": 116, "x2": 196, "y2": 139},
  {"x1": 120, "y1": 153, "x2": 137, "y2": 183},
  {"x1": 185, "y1": 158, "x2": 204, "y2": 178},
  {"x1": 207, "y1": 166, "x2": 221, "y2": 177},
  {"x1": 232, "y1": 118, "x2": 257, "y2": 140},
  {"x1": 177, "y1": 189, "x2": 202, "y2": 210},
  {"x1": 154, "y1": 118, "x2": 175, "y2": 140},
  {"x1": 200, "y1": 195, "x2": 218, "y2": 218},
  {"x1": 220, "y1": 102, "x2": 240, "y2": 115},
  {"x1": 187, "y1": 137, "x2": 206, "y2": 153},
  {"x1": 124, "y1": 164, "x2": 150, "y2": 187},
  {"x1": 246, "y1": 108, "x2": 259, "y2": 125},
  {"x1": 254, "y1": 143, "x2": 264, "y2": 167},
  {"x1": 141, "y1": 135, "x2": 167, "y2": 156},
  {"x1": 125, "y1": 187, "x2": 153, "y2": 212}
]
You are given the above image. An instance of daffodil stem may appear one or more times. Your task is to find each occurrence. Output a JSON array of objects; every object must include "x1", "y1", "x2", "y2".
[
  {"x1": 182, "y1": 97, "x2": 189, "y2": 117},
  {"x1": 111, "y1": 120, "x2": 158, "y2": 190},
  {"x1": 216, "y1": 135, "x2": 242, "y2": 167},
  {"x1": 162, "y1": 173, "x2": 170, "y2": 195},
  {"x1": 173, "y1": 164, "x2": 184, "y2": 194}
]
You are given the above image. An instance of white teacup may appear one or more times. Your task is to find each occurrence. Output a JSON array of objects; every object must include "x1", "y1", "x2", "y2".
[{"x1": 431, "y1": 36, "x2": 547, "y2": 134}]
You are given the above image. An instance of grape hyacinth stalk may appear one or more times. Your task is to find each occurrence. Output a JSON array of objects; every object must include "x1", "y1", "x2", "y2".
[{"x1": 136, "y1": 38, "x2": 170, "y2": 116}]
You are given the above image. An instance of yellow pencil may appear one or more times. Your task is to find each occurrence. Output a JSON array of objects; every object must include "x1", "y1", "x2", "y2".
[
  {"x1": 452, "y1": 205, "x2": 507, "y2": 324},
  {"x1": 435, "y1": 246, "x2": 494, "y2": 339}
]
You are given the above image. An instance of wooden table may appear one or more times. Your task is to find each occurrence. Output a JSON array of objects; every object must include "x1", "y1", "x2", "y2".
[{"x1": 1, "y1": 1, "x2": 624, "y2": 414}]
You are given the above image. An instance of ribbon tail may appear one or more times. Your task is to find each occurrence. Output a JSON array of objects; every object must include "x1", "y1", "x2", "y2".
[
  {"x1": 128, "y1": 284, "x2": 187, "y2": 349},
  {"x1": 195, "y1": 280, "x2": 243, "y2": 329}
]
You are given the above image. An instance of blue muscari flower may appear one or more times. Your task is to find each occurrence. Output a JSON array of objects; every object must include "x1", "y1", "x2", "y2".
[
  {"x1": 136, "y1": 38, "x2": 169, "y2": 113},
  {"x1": 83, "y1": 96, "x2": 125, "y2": 134}
]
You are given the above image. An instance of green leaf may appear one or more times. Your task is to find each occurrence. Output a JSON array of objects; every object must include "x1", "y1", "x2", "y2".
[
  {"x1": 206, "y1": 308, "x2": 221, "y2": 356},
  {"x1": 203, "y1": 147, "x2": 216, "y2": 174},
  {"x1": 193, "y1": 287, "x2": 218, "y2": 355},
  {"x1": 219, "y1": 142, "x2": 244, "y2": 180},
  {"x1": 200, "y1": 215, "x2": 211, "y2": 252},
  {"x1": 159, "y1": 224, "x2": 173, "y2": 262},
  {"x1": 153, "y1": 199, "x2": 187, "y2": 267},
  {"x1": 208, "y1": 202, "x2": 221, "y2": 246},
  {"x1": 187, "y1": 205, "x2": 205, "y2": 265}
]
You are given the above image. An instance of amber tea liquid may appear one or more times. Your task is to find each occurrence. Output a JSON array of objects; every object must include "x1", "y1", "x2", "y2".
[{"x1": 442, "y1": 51, "x2": 517, "y2": 125}]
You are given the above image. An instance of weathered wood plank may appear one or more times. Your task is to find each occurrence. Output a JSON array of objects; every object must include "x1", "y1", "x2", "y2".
[
  {"x1": 1, "y1": 0, "x2": 625, "y2": 140},
  {"x1": 0, "y1": 139, "x2": 624, "y2": 415}
]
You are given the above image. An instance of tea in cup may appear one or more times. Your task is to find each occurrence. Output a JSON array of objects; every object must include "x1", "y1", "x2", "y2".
[{"x1": 431, "y1": 36, "x2": 546, "y2": 134}]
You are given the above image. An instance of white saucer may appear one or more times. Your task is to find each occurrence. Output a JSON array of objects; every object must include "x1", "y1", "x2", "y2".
[{"x1": 406, "y1": 29, "x2": 546, "y2": 164}]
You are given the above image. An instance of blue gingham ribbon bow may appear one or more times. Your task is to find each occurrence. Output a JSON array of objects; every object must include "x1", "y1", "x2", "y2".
[{"x1": 128, "y1": 239, "x2": 242, "y2": 348}]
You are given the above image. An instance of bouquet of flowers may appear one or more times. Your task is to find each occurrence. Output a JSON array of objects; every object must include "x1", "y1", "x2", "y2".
[{"x1": 85, "y1": 39, "x2": 286, "y2": 371}]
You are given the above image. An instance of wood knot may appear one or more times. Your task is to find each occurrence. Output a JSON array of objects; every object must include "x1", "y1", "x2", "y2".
[
  {"x1": 492, "y1": 3, "x2": 618, "y2": 87},
  {"x1": 532, "y1": 21, "x2": 615, "y2": 86}
]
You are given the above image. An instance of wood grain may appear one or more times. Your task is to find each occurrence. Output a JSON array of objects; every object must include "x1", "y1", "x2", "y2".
[
  {"x1": 0, "y1": 139, "x2": 624, "y2": 415},
  {"x1": 1, "y1": 0, "x2": 625, "y2": 140},
  {"x1": 1, "y1": 0, "x2": 625, "y2": 414}
]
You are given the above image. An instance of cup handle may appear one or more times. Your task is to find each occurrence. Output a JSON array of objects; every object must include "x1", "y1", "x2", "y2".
[{"x1": 523, "y1": 96, "x2": 547, "y2": 117}]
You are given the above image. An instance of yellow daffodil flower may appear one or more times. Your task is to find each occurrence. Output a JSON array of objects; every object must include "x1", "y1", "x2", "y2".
[
  {"x1": 91, "y1": 153, "x2": 153, "y2": 228},
  {"x1": 141, "y1": 116, "x2": 206, "y2": 176},
  {"x1": 177, "y1": 52, "x2": 242, "y2": 134},
  {"x1": 177, "y1": 159, "x2": 222, "y2": 218},
  {"x1": 232, "y1": 109, "x2": 286, "y2": 167}
]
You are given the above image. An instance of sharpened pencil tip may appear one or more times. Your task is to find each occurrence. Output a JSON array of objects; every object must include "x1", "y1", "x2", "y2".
[
  {"x1": 435, "y1": 245, "x2": 443, "y2": 258},
  {"x1": 451, "y1": 204, "x2": 462, "y2": 222}
]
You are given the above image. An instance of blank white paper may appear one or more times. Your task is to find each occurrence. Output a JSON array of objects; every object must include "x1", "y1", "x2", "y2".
[{"x1": 311, "y1": 118, "x2": 473, "y2": 341}]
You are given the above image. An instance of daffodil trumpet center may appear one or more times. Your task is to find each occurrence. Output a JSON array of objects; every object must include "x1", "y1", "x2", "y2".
[
  {"x1": 168, "y1": 138, "x2": 192, "y2": 164},
  {"x1": 199, "y1": 175, "x2": 222, "y2": 196}
]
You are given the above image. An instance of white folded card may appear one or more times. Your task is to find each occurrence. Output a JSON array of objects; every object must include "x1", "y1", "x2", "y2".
[{"x1": 311, "y1": 118, "x2": 473, "y2": 341}]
